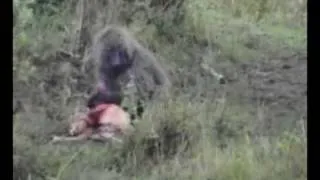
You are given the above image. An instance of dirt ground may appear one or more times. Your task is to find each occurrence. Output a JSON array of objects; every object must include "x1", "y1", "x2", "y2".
[{"x1": 223, "y1": 52, "x2": 307, "y2": 134}]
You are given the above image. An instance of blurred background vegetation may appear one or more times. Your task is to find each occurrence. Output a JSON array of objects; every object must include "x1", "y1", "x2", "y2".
[{"x1": 13, "y1": 0, "x2": 306, "y2": 179}]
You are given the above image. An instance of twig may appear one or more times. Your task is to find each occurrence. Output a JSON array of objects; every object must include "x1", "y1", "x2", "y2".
[{"x1": 200, "y1": 63, "x2": 226, "y2": 84}]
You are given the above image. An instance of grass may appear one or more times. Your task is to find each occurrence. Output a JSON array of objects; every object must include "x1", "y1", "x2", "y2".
[
  {"x1": 13, "y1": 98, "x2": 307, "y2": 180},
  {"x1": 13, "y1": 0, "x2": 307, "y2": 179}
]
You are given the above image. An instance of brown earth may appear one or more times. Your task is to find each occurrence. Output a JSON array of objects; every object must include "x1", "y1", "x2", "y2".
[{"x1": 223, "y1": 53, "x2": 307, "y2": 134}]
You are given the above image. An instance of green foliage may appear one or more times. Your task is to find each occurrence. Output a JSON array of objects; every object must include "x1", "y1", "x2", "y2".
[{"x1": 184, "y1": 0, "x2": 306, "y2": 62}]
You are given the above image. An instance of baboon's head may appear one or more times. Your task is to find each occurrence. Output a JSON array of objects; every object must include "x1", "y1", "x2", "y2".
[{"x1": 68, "y1": 113, "x2": 88, "y2": 136}]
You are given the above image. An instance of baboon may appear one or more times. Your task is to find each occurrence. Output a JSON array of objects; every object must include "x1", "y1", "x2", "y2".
[{"x1": 87, "y1": 25, "x2": 171, "y2": 118}]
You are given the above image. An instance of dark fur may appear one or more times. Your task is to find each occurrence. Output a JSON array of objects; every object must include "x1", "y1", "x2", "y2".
[
  {"x1": 87, "y1": 37, "x2": 133, "y2": 108},
  {"x1": 87, "y1": 82, "x2": 123, "y2": 108},
  {"x1": 87, "y1": 25, "x2": 171, "y2": 118}
]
